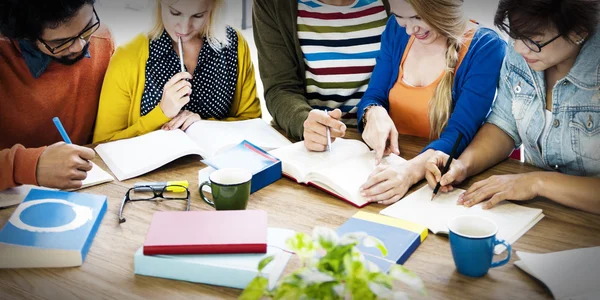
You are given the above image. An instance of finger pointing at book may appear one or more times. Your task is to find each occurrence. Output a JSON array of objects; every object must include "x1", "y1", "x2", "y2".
[
  {"x1": 361, "y1": 106, "x2": 400, "y2": 164},
  {"x1": 159, "y1": 72, "x2": 193, "y2": 118},
  {"x1": 303, "y1": 109, "x2": 346, "y2": 152}
]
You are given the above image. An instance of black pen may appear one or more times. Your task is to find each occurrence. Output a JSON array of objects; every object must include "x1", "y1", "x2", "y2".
[{"x1": 431, "y1": 132, "x2": 463, "y2": 201}]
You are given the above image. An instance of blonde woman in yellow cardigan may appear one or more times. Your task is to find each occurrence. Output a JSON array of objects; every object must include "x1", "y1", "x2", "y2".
[{"x1": 93, "y1": 0, "x2": 261, "y2": 142}]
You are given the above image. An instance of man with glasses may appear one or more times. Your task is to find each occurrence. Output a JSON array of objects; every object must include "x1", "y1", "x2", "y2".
[{"x1": 0, "y1": 0, "x2": 114, "y2": 191}]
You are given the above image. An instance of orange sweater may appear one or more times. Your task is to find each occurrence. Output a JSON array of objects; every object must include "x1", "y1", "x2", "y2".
[{"x1": 0, "y1": 27, "x2": 114, "y2": 191}]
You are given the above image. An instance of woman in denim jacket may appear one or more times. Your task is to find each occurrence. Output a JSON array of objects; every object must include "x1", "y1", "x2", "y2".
[{"x1": 424, "y1": 0, "x2": 600, "y2": 214}]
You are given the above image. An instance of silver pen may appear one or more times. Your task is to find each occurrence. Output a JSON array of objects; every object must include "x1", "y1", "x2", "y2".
[
  {"x1": 177, "y1": 36, "x2": 185, "y2": 72},
  {"x1": 325, "y1": 109, "x2": 332, "y2": 152}
]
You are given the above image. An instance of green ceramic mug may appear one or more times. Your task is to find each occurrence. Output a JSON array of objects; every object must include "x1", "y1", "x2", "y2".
[{"x1": 199, "y1": 168, "x2": 252, "y2": 210}]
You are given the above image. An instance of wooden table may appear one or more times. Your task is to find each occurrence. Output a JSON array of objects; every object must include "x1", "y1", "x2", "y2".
[{"x1": 1, "y1": 130, "x2": 599, "y2": 300}]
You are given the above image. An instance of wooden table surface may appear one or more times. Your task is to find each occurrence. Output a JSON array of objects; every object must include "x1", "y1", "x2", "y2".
[{"x1": 1, "y1": 130, "x2": 599, "y2": 300}]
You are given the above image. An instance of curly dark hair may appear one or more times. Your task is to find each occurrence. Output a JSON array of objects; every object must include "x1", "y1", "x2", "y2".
[
  {"x1": 0, "y1": 0, "x2": 96, "y2": 40},
  {"x1": 494, "y1": 0, "x2": 599, "y2": 43}
]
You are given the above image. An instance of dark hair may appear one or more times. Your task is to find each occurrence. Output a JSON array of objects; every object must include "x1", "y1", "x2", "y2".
[
  {"x1": 0, "y1": 0, "x2": 96, "y2": 40},
  {"x1": 494, "y1": 0, "x2": 599, "y2": 42}
]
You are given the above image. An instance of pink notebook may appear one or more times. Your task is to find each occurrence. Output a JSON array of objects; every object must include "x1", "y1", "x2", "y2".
[{"x1": 143, "y1": 210, "x2": 267, "y2": 255}]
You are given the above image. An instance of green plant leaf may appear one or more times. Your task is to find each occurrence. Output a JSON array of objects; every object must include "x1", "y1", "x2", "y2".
[
  {"x1": 313, "y1": 226, "x2": 339, "y2": 250},
  {"x1": 368, "y1": 282, "x2": 393, "y2": 299},
  {"x1": 272, "y1": 283, "x2": 303, "y2": 300},
  {"x1": 286, "y1": 232, "x2": 315, "y2": 259},
  {"x1": 258, "y1": 256, "x2": 275, "y2": 272},
  {"x1": 388, "y1": 264, "x2": 426, "y2": 295},
  {"x1": 239, "y1": 277, "x2": 268, "y2": 300},
  {"x1": 339, "y1": 232, "x2": 368, "y2": 246},
  {"x1": 296, "y1": 268, "x2": 336, "y2": 285},
  {"x1": 363, "y1": 236, "x2": 388, "y2": 257}
]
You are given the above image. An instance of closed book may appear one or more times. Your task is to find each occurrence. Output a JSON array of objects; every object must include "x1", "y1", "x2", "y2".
[
  {"x1": 202, "y1": 140, "x2": 282, "y2": 194},
  {"x1": 336, "y1": 211, "x2": 427, "y2": 272},
  {"x1": 143, "y1": 210, "x2": 268, "y2": 255},
  {"x1": 135, "y1": 227, "x2": 295, "y2": 290},
  {"x1": 0, "y1": 189, "x2": 107, "y2": 268}
]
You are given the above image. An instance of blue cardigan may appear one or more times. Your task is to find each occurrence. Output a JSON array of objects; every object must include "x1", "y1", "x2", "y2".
[{"x1": 357, "y1": 17, "x2": 506, "y2": 156}]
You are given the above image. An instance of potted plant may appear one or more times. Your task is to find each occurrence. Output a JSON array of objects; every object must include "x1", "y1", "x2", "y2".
[{"x1": 240, "y1": 227, "x2": 426, "y2": 299}]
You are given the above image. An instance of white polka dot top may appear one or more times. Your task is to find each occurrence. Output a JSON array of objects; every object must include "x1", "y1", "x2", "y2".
[{"x1": 140, "y1": 27, "x2": 239, "y2": 119}]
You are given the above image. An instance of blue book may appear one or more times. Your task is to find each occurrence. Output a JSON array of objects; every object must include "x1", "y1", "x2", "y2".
[
  {"x1": 336, "y1": 211, "x2": 428, "y2": 272},
  {"x1": 202, "y1": 140, "x2": 282, "y2": 193},
  {"x1": 135, "y1": 227, "x2": 295, "y2": 290},
  {"x1": 0, "y1": 189, "x2": 107, "y2": 268}
]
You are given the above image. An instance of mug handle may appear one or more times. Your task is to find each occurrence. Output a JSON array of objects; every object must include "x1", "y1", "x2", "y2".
[
  {"x1": 199, "y1": 181, "x2": 215, "y2": 208},
  {"x1": 491, "y1": 239, "x2": 512, "y2": 268}
]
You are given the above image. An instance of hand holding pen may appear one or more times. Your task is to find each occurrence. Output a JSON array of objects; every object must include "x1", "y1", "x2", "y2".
[
  {"x1": 159, "y1": 36, "x2": 192, "y2": 118},
  {"x1": 303, "y1": 108, "x2": 346, "y2": 152},
  {"x1": 35, "y1": 117, "x2": 96, "y2": 189},
  {"x1": 426, "y1": 132, "x2": 465, "y2": 200}
]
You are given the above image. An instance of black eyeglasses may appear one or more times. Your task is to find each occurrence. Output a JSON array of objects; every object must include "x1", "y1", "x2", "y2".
[
  {"x1": 118, "y1": 184, "x2": 190, "y2": 224},
  {"x1": 501, "y1": 22, "x2": 562, "y2": 53},
  {"x1": 38, "y1": 8, "x2": 100, "y2": 54}
]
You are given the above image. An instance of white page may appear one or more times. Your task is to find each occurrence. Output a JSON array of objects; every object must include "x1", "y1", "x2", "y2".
[
  {"x1": 0, "y1": 185, "x2": 56, "y2": 208},
  {"x1": 95, "y1": 130, "x2": 203, "y2": 181},
  {"x1": 380, "y1": 185, "x2": 544, "y2": 254},
  {"x1": 184, "y1": 119, "x2": 291, "y2": 158},
  {"x1": 73, "y1": 162, "x2": 114, "y2": 190},
  {"x1": 269, "y1": 139, "x2": 371, "y2": 181},
  {"x1": 309, "y1": 152, "x2": 407, "y2": 207},
  {"x1": 515, "y1": 247, "x2": 600, "y2": 300}
]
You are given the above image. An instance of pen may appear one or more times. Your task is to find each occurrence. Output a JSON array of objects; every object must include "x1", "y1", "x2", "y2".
[
  {"x1": 53, "y1": 117, "x2": 72, "y2": 144},
  {"x1": 177, "y1": 36, "x2": 185, "y2": 73},
  {"x1": 325, "y1": 109, "x2": 332, "y2": 152},
  {"x1": 431, "y1": 132, "x2": 463, "y2": 201},
  {"x1": 133, "y1": 180, "x2": 189, "y2": 193}
]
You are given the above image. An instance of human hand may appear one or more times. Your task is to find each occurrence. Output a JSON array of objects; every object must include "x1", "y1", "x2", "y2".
[
  {"x1": 458, "y1": 173, "x2": 540, "y2": 209},
  {"x1": 303, "y1": 109, "x2": 346, "y2": 152},
  {"x1": 424, "y1": 151, "x2": 468, "y2": 193},
  {"x1": 360, "y1": 162, "x2": 416, "y2": 205},
  {"x1": 159, "y1": 72, "x2": 193, "y2": 118},
  {"x1": 162, "y1": 110, "x2": 201, "y2": 131},
  {"x1": 361, "y1": 106, "x2": 399, "y2": 164},
  {"x1": 36, "y1": 142, "x2": 95, "y2": 189}
]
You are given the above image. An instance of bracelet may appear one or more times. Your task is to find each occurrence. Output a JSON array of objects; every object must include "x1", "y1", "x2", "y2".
[{"x1": 361, "y1": 104, "x2": 381, "y2": 129}]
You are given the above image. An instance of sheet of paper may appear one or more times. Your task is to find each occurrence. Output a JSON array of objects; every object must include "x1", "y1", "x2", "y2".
[
  {"x1": 95, "y1": 130, "x2": 203, "y2": 181},
  {"x1": 380, "y1": 185, "x2": 544, "y2": 253},
  {"x1": 76, "y1": 162, "x2": 114, "y2": 190},
  {"x1": 0, "y1": 185, "x2": 56, "y2": 208},
  {"x1": 269, "y1": 139, "x2": 370, "y2": 181},
  {"x1": 185, "y1": 119, "x2": 291, "y2": 158},
  {"x1": 515, "y1": 247, "x2": 600, "y2": 300}
]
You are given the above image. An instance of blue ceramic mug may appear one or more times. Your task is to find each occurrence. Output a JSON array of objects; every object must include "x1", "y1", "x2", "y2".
[{"x1": 447, "y1": 215, "x2": 512, "y2": 277}]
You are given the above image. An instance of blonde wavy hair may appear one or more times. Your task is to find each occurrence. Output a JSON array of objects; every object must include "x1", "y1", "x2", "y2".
[
  {"x1": 406, "y1": 0, "x2": 467, "y2": 139},
  {"x1": 148, "y1": 0, "x2": 229, "y2": 50}
]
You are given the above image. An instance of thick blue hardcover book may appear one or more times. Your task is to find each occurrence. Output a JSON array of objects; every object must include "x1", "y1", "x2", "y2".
[
  {"x1": 0, "y1": 189, "x2": 107, "y2": 268},
  {"x1": 202, "y1": 140, "x2": 282, "y2": 193},
  {"x1": 336, "y1": 212, "x2": 428, "y2": 272}
]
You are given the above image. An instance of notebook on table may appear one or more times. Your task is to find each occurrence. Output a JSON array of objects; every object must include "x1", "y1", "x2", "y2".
[
  {"x1": 269, "y1": 139, "x2": 407, "y2": 207},
  {"x1": 380, "y1": 185, "x2": 544, "y2": 254},
  {"x1": 0, "y1": 188, "x2": 107, "y2": 268},
  {"x1": 95, "y1": 119, "x2": 291, "y2": 181},
  {"x1": 337, "y1": 211, "x2": 428, "y2": 272}
]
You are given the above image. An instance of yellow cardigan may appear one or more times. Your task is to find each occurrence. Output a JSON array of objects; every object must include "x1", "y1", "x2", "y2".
[{"x1": 93, "y1": 31, "x2": 261, "y2": 143}]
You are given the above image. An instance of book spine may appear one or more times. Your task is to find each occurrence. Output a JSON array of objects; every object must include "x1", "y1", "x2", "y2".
[
  {"x1": 251, "y1": 161, "x2": 282, "y2": 194},
  {"x1": 143, "y1": 243, "x2": 267, "y2": 255},
  {"x1": 81, "y1": 197, "x2": 108, "y2": 262}
]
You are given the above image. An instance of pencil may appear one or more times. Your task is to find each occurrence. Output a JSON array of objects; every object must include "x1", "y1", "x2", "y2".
[
  {"x1": 325, "y1": 109, "x2": 332, "y2": 152},
  {"x1": 431, "y1": 132, "x2": 463, "y2": 200}
]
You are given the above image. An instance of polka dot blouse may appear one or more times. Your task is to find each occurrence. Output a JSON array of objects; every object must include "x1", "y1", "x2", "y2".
[{"x1": 140, "y1": 26, "x2": 239, "y2": 119}]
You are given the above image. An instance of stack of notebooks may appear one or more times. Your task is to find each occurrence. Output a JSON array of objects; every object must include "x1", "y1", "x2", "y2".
[{"x1": 134, "y1": 210, "x2": 294, "y2": 290}]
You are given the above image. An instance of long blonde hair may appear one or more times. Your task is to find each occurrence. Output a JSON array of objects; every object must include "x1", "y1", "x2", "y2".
[
  {"x1": 406, "y1": 0, "x2": 467, "y2": 139},
  {"x1": 148, "y1": 0, "x2": 229, "y2": 50}
]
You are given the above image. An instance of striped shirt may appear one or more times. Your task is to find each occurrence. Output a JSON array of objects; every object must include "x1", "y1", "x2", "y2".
[{"x1": 298, "y1": 0, "x2": 387, "y2": 126}]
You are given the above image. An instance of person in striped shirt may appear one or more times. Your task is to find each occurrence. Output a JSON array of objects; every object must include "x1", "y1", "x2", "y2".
[
  {"x1": 357, "y1": 0, "x2": 506, "y2": 204},
  {"x1": 253, "y1": 0, "x2": 391, "y2": 151}
]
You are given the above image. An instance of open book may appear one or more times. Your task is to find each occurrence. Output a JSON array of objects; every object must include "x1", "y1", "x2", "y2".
[
  {"x1": 269, "y1": 139, "x2": 406, "y2": 207},
  {"x1": 380, "y1": 185, "x2": 544, "y2": 254},
  {"x1": 95, "y1": 119, "x2": 291, "y2": 181},
  {"x1": 515, "y1": 247, "x2": 600, "y2": 300}
]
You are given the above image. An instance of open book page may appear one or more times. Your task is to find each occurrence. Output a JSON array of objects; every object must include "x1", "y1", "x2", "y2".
[
  {"x1": 269, "y1": 139, "x2": 371, "y2": 182},
  {"x1": 184, "y1": 119, "x2": 291, "y2": 159},
  {"x1": 380, "y1": 185, "x2": 544, "y2": 254},
  {"x1": 74, "y1": 162, "x2": 114, "y2": 190},
  {"x1": 95, "y1": 130, "x2": 203, "y2": 181},
  {"x1": 308, "y1": 152, "x2": 407, "y2": 207},
  {"x1": 515, "y1": 247, "x2": 600, "y2": 300}
]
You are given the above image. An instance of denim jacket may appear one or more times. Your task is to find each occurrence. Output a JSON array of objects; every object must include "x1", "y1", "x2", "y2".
[{"x1": 486, "y1": 28, "x2": 600, "y2": 177}]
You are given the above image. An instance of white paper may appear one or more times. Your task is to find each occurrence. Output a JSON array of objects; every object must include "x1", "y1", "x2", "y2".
[
  {"x1": 380, "y1": 185, "x2": 544, "y2": 254},
  {"x1": 515, "y1": 247, "x2": 600, "y2": 300},
  {"x1": 0, "y1": 185, "x2": 56, "y2": 208}
]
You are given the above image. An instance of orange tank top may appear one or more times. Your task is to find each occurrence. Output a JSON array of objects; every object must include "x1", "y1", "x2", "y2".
[{"x1": 388, "y1": 30, "x2": 475, "y2": 138}]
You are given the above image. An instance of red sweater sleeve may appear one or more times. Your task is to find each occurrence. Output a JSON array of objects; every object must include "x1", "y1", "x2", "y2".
[{"x1": 0, "y1": 145, "x2": 45, "y2": 191}]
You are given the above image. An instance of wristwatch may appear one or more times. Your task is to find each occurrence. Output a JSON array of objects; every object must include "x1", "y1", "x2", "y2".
[{"x1": 361, "y1": 104, "x2": 381, "y2": 129}]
